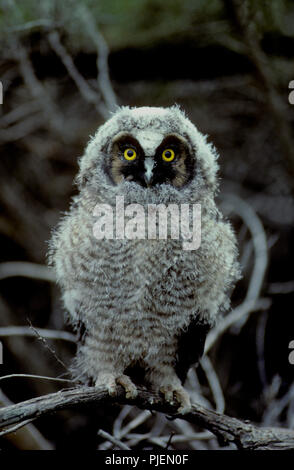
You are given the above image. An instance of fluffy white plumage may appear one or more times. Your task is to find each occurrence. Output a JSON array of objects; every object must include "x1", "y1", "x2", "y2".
[{"x1": 49, "y1": 105, "x2": 240, "y2": 413}]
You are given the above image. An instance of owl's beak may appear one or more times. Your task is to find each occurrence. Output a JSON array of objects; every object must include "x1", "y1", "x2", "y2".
[{"x1": 144, "y1": 158, "x2": 155, "y2": 187}]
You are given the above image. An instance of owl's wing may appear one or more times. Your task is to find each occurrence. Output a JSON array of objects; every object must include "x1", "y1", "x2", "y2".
[
  {"x1": 175, "y1": 318, "x2": 210, "y2": 383},
  {"x1": 75, "y1": 317, "x2": 87, "y2": 345}
]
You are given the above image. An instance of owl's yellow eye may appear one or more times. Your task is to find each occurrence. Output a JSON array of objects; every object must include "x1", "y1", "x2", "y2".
[
  {"x1": 124, "y1": 148, "x2": 137, "y2": 161},
  {"x1": 162, "y1": 149, "x2": 175, "y2": 162}
]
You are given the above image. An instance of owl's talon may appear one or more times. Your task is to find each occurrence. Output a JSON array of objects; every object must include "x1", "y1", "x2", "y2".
[
  {"x1": 160, "y1": 385, "x2": 176, "y2": 405},
  {"x1": 116, "y1": 374, "x2": 138, "y2": 399},
  {"x1": 177, "y1": 402, "x2": 192, "y2": 414},
  {"x1": 107, "y1": 384, "x2": 118, "y2": 397},
  {"x1": 160, "y1": 385, "x2": 171, "y2": 401},
  {"x1": 95, "y1": 373, "x2": 118, "y2": 397},
  {"x1": 160, "y1": 384, "x2": 191, "y2": 414},
  {"x1": 174, "y1": 389, "x2": 191, "y2": 415}
]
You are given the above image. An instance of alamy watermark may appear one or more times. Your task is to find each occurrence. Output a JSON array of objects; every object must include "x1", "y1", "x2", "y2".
[{"x1": 93, "y1": 196, "x2": 201, "y2": 251}]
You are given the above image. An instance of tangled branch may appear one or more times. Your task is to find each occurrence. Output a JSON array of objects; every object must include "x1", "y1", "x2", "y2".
[{"x1": 0, "y1": 385, "x2": 294, "y2": 450}]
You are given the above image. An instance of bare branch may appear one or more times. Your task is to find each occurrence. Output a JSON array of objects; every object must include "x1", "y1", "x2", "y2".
[
  {"x1": 223, "y1": 194, "x2": 268, "y2": 305},
  {"x1": 113, "y1": 405, "x2": 132, "y2": 437},
  {"x1": 205, "y1": 195, "x2": 269, "y2": 354},
  {"x1": 5, "y1": 19, "x2": 58, "y2": 33},
  {"x1": 221, "y1": 194, "x2": 269, "y2": 333},
  {"x1": 0, "y1": 389, "x2": 53, "y2": 450},
  {"x1": 268, "y1": 281, "x2": 294, "y2": 295},
  {"x1": 47, "y1": 30, "x2": 108, "y2": 118},
  {"x1": 263, "y1": 382, "x2": 294, "y2": 427},
  {"x1": 116, "y1": 409, "x2": 151, "y2": 441},
  {"x1": 77, "y1": 3, "x2": 118, "y2": 114},
  {"x1": 0, "y1": 326, "x2": 75, "y2": 343},
  {"x1": 200, "y1": 356, "x2": 225, "y2": 414},
  {"x1": 26, "y1": 320, "x2": 69, "y2": 372},
  {"x1": 0, "y1": 262, "x2": 55, "y2": 282},
  {"x1": 230, "y1": 0, "x2": 294, "y2": 185},
  {"x1": 8, "y1": 36, "x2": 65, "y2": 139},
  {"x1": 0, "y1": 386, "x2": 294, "y2": 450},
  {"x1": 0, "y1": 297, "x2": 62, "y2": 397},
  {"x1": 0, "y1": 374, "x2": 73, "y2": 384},
  {"x1": 205, "y1": 297, "x2": 270, "y2": 354},
  {"x1": 98, "y1": 429, "x2": 131, "y2": 450},
  {"x1": 127, "y1": 431, "x2": 213, "y2": 447},
  {"x1": 171, "y1": 413, "x2": 213, "y2": 450},
  {"x1": 0, "y1": 418, "x2": 36, "y2": 438},
  {"x1": 0, "y1": 113, "x2": 44, "y2": 142},
  {"x1": 0, "y1": 100, "x2": 40, "y2": 128}
]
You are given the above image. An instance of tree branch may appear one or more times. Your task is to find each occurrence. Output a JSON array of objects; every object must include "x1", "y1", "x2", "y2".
[
  {"x1": 47, "y1": 30, "x2": 108, "y2": 119},
  {"x1": 0, "y1": 262, "x2": 55, "y2": 282},
  {"x1": 0, "y1": 389, "x2": 53, "y2": 450},
  {"x1": 0, "y1": 385, "x2": 294, "y2": 450},
  {"x1": 229, "y1": 0, "x2": 294, "y2": 186},
  {"x1": 76, "y1": 2, "x2": 118, "y2": 114}
]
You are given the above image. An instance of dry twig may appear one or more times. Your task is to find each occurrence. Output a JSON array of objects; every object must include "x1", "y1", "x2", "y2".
[
  {"x1": 0, "y1": 326, "x2": 75, "y2": 343},
  {"x1": 0, "y1": 262, "x2": 55, "y2": 282},
  {"x1": 0, "y1": 389, "x2": 53, "y2": 450},
  {"x1": 98, "y1": 428, "x2": 131, "y2": 450},
  {"x1": 48, "y1": 30, "x2": 107, "y2": 118},
  {"x1": 76, "y1": 2, "x2": 118, "y2": 114}
]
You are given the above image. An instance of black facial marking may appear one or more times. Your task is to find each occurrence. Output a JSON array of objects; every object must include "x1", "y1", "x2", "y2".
[
  {"x1": 108, "y1": 133, "x2": 146, "y2": 186},
  {"x1": 152, "y1": 134, "x2": 195, "y2": 188},
  {"x1": 108, "y1": 132, "x2": 195, "y2": 188}
]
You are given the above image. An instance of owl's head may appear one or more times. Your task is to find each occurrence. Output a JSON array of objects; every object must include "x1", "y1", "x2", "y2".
[{"x1": 77, "y1": 106, "x2": 219, "y2": 205}]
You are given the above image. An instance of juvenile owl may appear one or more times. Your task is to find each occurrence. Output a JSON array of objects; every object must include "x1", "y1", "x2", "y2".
[{"x1": 49, "y1": 106, "x2": 240, "y2": 413}]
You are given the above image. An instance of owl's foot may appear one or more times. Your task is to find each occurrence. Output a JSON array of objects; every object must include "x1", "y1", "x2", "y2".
[
  {"x1": 95, "y1": 372, "x2": 137, "y2": 399},
  {"x1": 95, "y1": 372, "x2": 117, "y2": 396},
  {"x1": 117, "y1": 374, "x2": 138, "y2": 399},
  {"x1": 159, "y1": 384, "x2": 191, "y2": 414}
]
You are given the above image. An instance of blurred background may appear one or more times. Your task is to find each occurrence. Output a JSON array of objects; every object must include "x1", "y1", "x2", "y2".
[{"x1": 0, "y1": 0, "x2": 294, "y2": 450}]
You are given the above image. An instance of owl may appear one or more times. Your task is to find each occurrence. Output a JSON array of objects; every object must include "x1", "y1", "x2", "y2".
[{"x1": 49, "y1": 106, "x2": 240, "y2": 414}]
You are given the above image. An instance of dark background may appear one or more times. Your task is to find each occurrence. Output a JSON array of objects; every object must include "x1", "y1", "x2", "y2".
[{"x1": 0, "y1": 0, "x2": 294, "y2": 450}]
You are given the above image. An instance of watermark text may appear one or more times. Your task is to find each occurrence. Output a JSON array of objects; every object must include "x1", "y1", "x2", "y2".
[{"x1": 93, "y1": 196, "x2": 201, "y2": 251}]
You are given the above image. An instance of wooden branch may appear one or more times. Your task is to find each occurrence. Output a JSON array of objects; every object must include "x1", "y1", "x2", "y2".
[
  {"x1": 0, "y1": 262, "x2": 55, "y2": 282},
  {"x1": 230, "y1": 0, "x2": 294, "y2": 186},
  {"x1": 77, "y1": 2, "x2": 118, "y2": 114},
  {"x1": 0, "y1": 389, "x2": 53, "y2": 450},
  {"x1": 1, "y1": 385, "x2": 294, "y2": 450},
  {"x1": 47, "y1": 30, "x2": 108, "y2": 119},
  {"x1": 0, "y1": 326, "x2": 75, "y2": 343}
]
